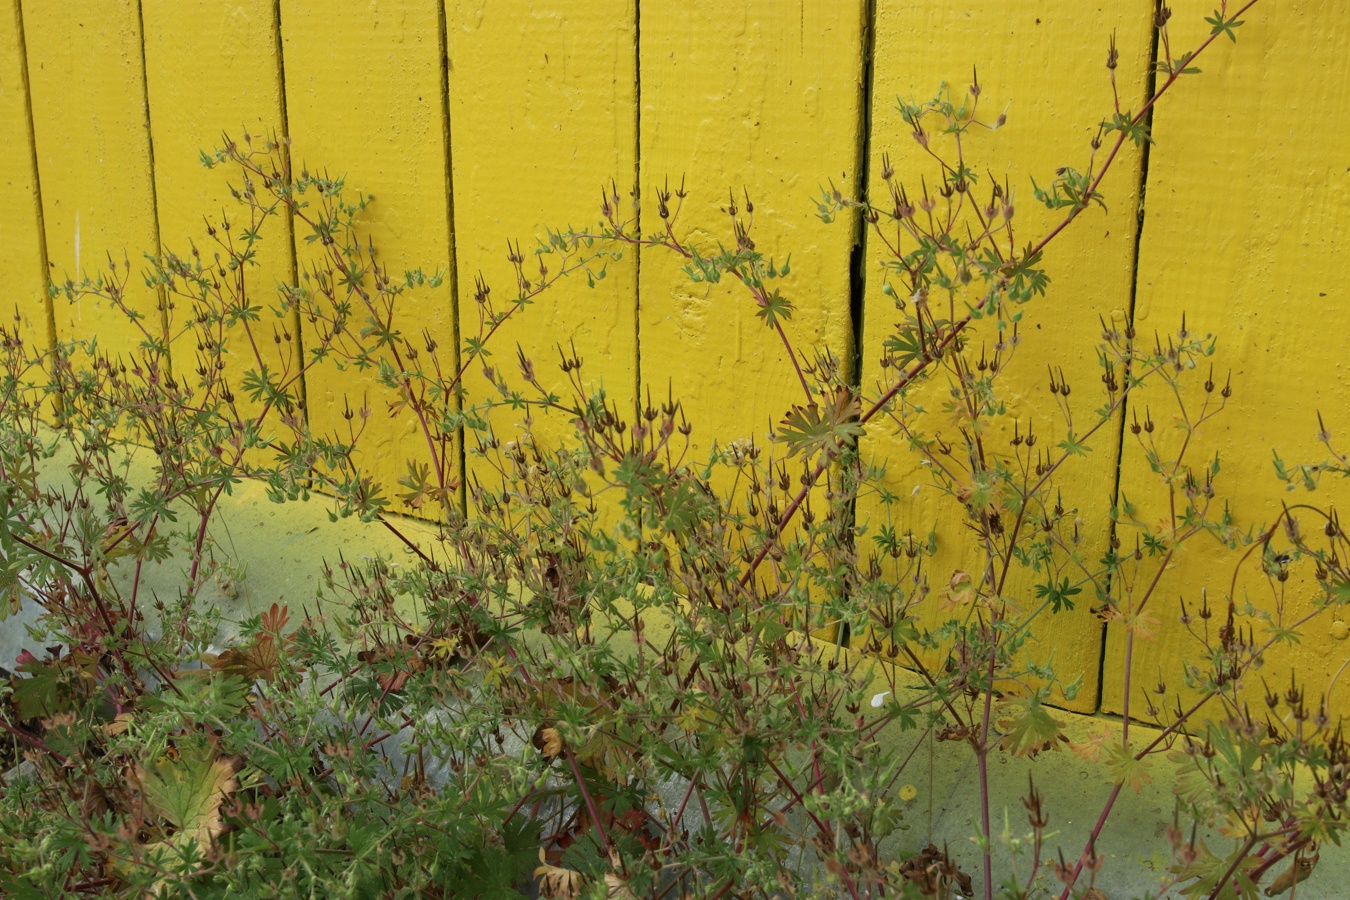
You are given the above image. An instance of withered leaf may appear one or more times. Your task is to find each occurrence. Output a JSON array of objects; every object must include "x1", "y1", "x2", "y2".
[{"x1": 534, "y1": 849, "x2": 584, "y2": 898}]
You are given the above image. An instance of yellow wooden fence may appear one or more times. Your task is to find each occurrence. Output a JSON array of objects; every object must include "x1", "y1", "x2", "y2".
[{"x1": 2, "y1": 0, "x2": 1347, "y2": 717}]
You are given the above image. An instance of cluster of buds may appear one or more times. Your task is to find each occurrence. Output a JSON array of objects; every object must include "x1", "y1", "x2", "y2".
[
  {"x1": 1130, "y1": 409, "x2": 1155, "y2": 435},
  {"x1": 654, "y1": 174, "x2": 687, "y2": 221},
  {"x1": 1047, "y1": 365, "x2": 1071, "y2": 397},
  {"x1": 1023, "y1": 773, "x2": 1049, "y2": 831}
]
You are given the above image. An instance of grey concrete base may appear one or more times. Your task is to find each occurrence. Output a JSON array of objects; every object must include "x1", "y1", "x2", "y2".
[{"x1": 0, "y1": 447, "x2": 1342, "y2": 898}]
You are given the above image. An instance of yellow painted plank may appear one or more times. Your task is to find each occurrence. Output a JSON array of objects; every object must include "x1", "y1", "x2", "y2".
[
  {"x1": 445, "y1": 1, "x2": 637, "y2": 475},
  {"x1": 638, "y1": 2, "x2": 864, "y2": 459},
  {"x1": 855, "y1": 2, "x2": 1155, "y2": 712},
  {"x1": 141, "y1": 0, "x2": 298, "y2": 432},
  {"x1": 23, "y1": 0, "x2": 162, "y2": 353},
  {"x1": 637, "y1": 4, "x2": 865, "y2": 641},
  {"x1": 1103, "y1": 4, "x2": 1350, "y2": 717},
  {"x1": 280, "y1": 0, "x2": 458, "y2": 517},
  {"x1": 0, "y1": 0, "x2": 47, "y2": 349}
]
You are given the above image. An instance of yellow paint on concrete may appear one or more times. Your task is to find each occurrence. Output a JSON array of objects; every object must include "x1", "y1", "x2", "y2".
[
  {"x1": 1103, "y1": 3, "x2": 1350, "y2": 717},
  {"x1": 141, "y1": 0, "x2": 298, "y2": 428},
  {"x1": 445, "y1": 1, "x2": 637, "y2": 476},
  {"x1": 638, "y1": 2, "x2": 864, "y2": 458},
  {"x1": 0, "y1": 0, "x2": 48, "y2": 349},
  {"x1": 855, "y1": 2, "x2": 1155, "y2": 711},
  {"x1": 22, "y1": 0, "x2": 162, "y2": 353},
  {"x1": 280, "y1": 0, "x2": 458, "y2": 515}
]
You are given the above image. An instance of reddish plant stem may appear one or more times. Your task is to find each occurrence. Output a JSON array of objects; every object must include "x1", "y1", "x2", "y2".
[
  {"x1": 564, "y1": 747, "x2": 613, "y2": 857},
  {"x1": 1121, "y1": 547, "x2": 1175, "y2": 749},
  {"x1": 706, "y1": 880, "x2": 734, "y2": 900},
  {"x1": 764, "y1": 758, "x2": 840, "y2": 850},
  {"x1": 0, "y1": 717, "x2": 68, "y2": 765},
  {"x1": 1206, "y1": 834, "x2": 1261, "y2": 900},
  {"x1": 231, "y1": 157, "x2": 456, "y2": 510},
  {"x1": 771, "y1": 316, "x2": 814, "y2": 404},
  {"x1": 378, "y1": 516, "x2": 435, "y2": 566},
  {"x1": 4, "y1": 531, "x2": 141, "y2": 688},
  {"x1": 977, "y1": 632, "x2": 999, "y2": 900},
  {"x1": 738, "y1": 329, "x2": 962, "y2": 589},
  {"x1": 1054, "y1": 606, "x2": 1325, "y2": 900},
  {"x1": 185, "y1": 494, "x2": 222, "y2": 591},
  {"x1": 1245, "y1": 835, "x2": 1313, "y2": 889},
  {"x1": 1022, "y1": 0, "x2": 1263, "y2": 267}
]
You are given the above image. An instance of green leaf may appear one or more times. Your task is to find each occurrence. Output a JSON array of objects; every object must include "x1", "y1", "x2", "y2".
[
  {"x1": 139, "y1": 748, "x2": 239, "y2": 854},
  {"x1": 1034, "y1": 576, "x2": 1082, "y2": 613},
  {"x1": 0, "y1": 563, "x2": 23, "y2": 619},
  {"x1": 1057, "y1": 431, "x2": 1091, "y2": 457},
  {"x1": 757, "y1": 619, "x2": 790, "y2": 645},
  {"x1": 775, "y1": 388, "x2": 866, "y2": 459},
  {"x1": 755, "y1": 290, "x2": 795, "y2": 328},
  {"x1": 1170, "y1": 839, "x2": 1260, "y2": 899},
  {"x1": 9, "y1": 661, "x2": 66, "y2": 720},
  {"x1": 1102, "y1": 111, "x2": 1152, "y2": 148},
  {"x1": 997, "y1": 691, "x2": 1063, "y2": 757},
  {"x1": 1205, "y1": 10, "x2": 1244, "y2": 43},
  {"x1": 1104, "y1": 742, "x2": 1153, "y2": 793}
]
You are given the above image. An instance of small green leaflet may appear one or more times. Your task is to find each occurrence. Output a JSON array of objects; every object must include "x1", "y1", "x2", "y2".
[{"x1": 775, "y1": 388, "x2": 866, "y2": 459}]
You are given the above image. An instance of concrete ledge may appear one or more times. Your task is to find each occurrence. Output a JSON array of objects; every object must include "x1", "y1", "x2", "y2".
[{"x1": 1, "y1": 445, "x2": 1342, "y2": 898}]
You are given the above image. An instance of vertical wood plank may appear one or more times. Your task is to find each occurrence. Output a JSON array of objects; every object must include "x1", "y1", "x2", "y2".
[
  {"x1": 0, "y1": 0, "x2": 48, "y2": 349},
  {"x1": 23, "y1": 0, "x2": 162, "y2": 352},
  {"x1": 279, "y1": 0, "x2": 458, "y2": 514},
  {"x1": 445, "y1": 1, "x2": 638, "y2": 474},
  {"x1": 856, "y1": 2, "x2": 1155, "y2": 711},
  {"x1": 141, "y1": 0, "x2": 298, "y2": 427},
  {"x1": 1103, "y1": 4, "x2": 1350, "y2": 716},
  {"x1": 638, "y1": 2, "x2": 865, "y2": 460}
]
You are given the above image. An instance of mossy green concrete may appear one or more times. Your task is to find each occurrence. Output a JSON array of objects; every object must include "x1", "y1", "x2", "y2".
[
  {"x1": 0, "y1": 440, "x2": 437, "y2": 663},
  {"x1": 1, "y1": 444, "x2": 1343, "y2": 898}
]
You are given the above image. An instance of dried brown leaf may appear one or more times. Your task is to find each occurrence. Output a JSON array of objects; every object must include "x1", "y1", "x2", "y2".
[{"x1": 534, "y1": 849, "x2": 584, "y2": 898}]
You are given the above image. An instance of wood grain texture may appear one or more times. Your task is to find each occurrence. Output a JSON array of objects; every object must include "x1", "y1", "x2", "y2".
[
  {"x1": 1103, "y1": 3, "x2": 1350, "y2": 717},
  {"x1": 280, "y1": 0, "x2": 458, "y2": 514},
  {"x1": 855, "y1": 1, "x2": 1155, "y2": 711},
  {"x1": 445, "y1": 0, "x2": 637, "y2": 476},
  {"x1": 23, "y1": 0, "x2": 162, "y2": 352},
  {"x1": 8, "y1": 1, "x2": 1347, "y2": 720},
  {"x1": 638, "y1": 1, "x2": 865, "y2": 459},
  {"x1": 142, "y1": 0, "x2": 298, "y2": 427},
  {"x1": 0, "y1": 0, "x2": 48, "y2": 350}
]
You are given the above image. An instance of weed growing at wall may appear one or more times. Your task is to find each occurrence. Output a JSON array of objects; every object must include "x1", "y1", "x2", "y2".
[{"x1": 2, "y1": 2, "x2": 1340, "y2": 898}]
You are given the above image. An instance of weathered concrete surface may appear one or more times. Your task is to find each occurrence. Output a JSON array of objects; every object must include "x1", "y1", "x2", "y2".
[{"x1": 3, "y1": 450, "x2": 1344, "y2": 896}]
